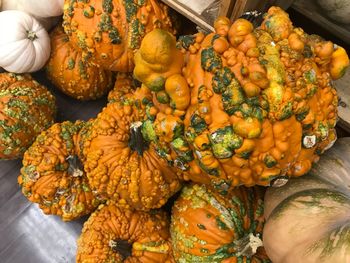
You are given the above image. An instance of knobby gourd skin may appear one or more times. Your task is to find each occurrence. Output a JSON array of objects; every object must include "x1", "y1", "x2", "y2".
[
  {"x1": 107, "y1": 72, "x2": 135, "y2": 103},
  {"x1": 18, "y1": 121, "x2": 101, "y2": 221},
  {"x1": 0, "y1": 73, "x2": 56, "y2": 159},
  {"x1": 171, "y1": 184, "x2": 270, "y2": 263},
  {"x1": 76, "y1": 202, "x2": 175, "y2": 263},
  {"x1": 263, "y1": 138, "x2": 350, "y2": 263},
  {"x1": 62, "y1": 0, "x2": 175, "y2": 72},
  {"x1": 46, "y1": 26, "x2": 114, "y2": 101},
  {"x1": 83, "y1": 83, "x2": 183, "y2": 211},
  {"x1": 133, "y1": 6, "x2": 349, "y2": 191}
]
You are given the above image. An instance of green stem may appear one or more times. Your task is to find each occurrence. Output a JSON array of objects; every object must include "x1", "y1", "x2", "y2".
[{"x1": 233, "y1": 233, "x2": 263, "y2": 257}]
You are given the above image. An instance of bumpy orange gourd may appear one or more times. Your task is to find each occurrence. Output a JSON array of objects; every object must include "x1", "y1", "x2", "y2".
[
  {"x1": 134, "y1": 7, "x2": 349, "y2": 191},
  {"x1": 18, "y1": 121, "x2": 101, "y2": 221},
  {"x1": 76, "y1": 202, "x2": 175, "y2": 263},
  {"x1": 0, "y1": 73, "x2": 56, "y2": 159},
  {"x1": 46, "y1": 26, "x2": 114, "y2": 100},
  {"x1": 171, "y1": 184, "x2": 269, "y2": 262},
  {"x1": 83, "y1": 84, "x2": 183, "y2": 211},
  {"x1": 62, "y1": 0, "x2": 175, "y2": 72}
]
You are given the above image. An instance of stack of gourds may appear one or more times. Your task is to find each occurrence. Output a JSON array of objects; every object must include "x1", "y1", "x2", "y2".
[{"x1": 1, "y1": 1, "x2": 350, "y2": 262}]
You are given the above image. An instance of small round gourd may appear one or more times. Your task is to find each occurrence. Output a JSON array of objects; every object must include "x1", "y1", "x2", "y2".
[
  {"x1": 62, "y1": 0, "x2": 175, "y2": 72},
  {"x1": 0, "y1": 73, "x2": 56, "y2": 159},
  {"x1": 46, "y1": 26, "x2": 114, "y2": 100},
  {"x1": 18, "y1": 121, "x2": 100, "y2": 221},
  {"x1": 83, "y1": 84, "x2": 183, "y2": 211}
]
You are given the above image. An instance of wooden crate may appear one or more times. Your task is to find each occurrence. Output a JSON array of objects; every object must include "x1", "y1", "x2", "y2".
[{"x1": 161, "y1": 0, "x2": 295, "y2": 32}]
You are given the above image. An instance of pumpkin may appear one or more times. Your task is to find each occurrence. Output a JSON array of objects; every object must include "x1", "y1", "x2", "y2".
[
  {"x1": 263, "y1": 137, "x2": 350, "y2": 263},
  {"x1": 170, "y1": 183, "x2": 270, "y2": 262},
  {"x1": 82, "y1": 84, "x2": 183, "y2": 211},
  {"x1": 62, "y1": 0, "x2": 175, "y2": 72},
  {"x1": 0, "y1": 73, "x2": 56, "y2": 159},
  {"x1": 133, "y1": 7, "x2": 349, "y2": 191},
  {"x1": 77, "y1": 202, "x2": 175, "y2": 262},
  {"x1": 46, "y1": 26, "x2": 114, "y2": 101},
  {"x1": 0, "y1": 10, "x2": 50, "y2": 73},
  {"x1": 1, "y1": 0, "x2": 64, "y2": 17},
  {"x1": 18, "y1": 121, "x2": 101, "y2": 221}
]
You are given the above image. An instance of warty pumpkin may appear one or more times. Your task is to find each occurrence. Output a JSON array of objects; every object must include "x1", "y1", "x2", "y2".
[
  {"x1": 46, "y1": 26, "x2": 114, "y2": 101},
  {"x1": 263, "y1": 137, "x2": 350, "y2": 263},
  {"x1": 18, "y1": 121, "x2": 101, "y2": 221},
  {"x1": 171, "y1": 183, "x2": 270, "y2": 263},
  {"x1": 77, "y1": 202, "x2": 175, "y2": 263},
  {"x1": 133, "y1": 7, "x2": 349, "y2": 191},
  {"x1": 82, "y1": 83, "x2": 183, "y2": 211},
  {"x1": 0, "y1": 73, "x2": 56, "y2": 159},
  {"x1": 62, "y1": 0, "x2": 175, "y2": 72}
]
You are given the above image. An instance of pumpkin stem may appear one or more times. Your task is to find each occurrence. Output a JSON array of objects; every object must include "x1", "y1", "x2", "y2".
[
  {"x1": 27, "y1": 30, "x2": 38, "y2": 41},
  {"x1": 270, "y1": 175, "x2": 289, "y2": 187},
  {"x1": 66, "y1": 155, "x2": 84, "y2": 177},
  {"x1": 109, "y1": 239, "x2": 132, "y2": 260},
  {"x1": 233, "y1": 233, "x2": 263, "y2": 257},
  {"x1": 129, "y1": 121, "x2": 148, "y2": 155}
]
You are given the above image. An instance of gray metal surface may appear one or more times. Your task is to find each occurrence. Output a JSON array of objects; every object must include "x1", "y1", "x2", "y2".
[{"x1": 0, "y1": 71, "x2": 108, "y2": 263}]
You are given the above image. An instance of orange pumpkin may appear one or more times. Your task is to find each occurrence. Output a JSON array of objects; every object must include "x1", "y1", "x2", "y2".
[
  {"x1": 171, "y1": 184, "x2": 269, "y2": 262},
  {"x1": 83, "y1": 84, "x2": 183, "y2": 211},
  {"x1": 76, "y1": 202, "x2": 175, "y2": 262},
  {"x1": 46, "y1": 26, "x2": 114, "y2": 100},
  {"x1": 134, "y1": 7, "x2": 349, "y2": 191},
  {"x1": 62, "y1": 0, "x2": 175, "y2": 72},
  {"x1": 0, "y1": 73, "x2": 56, "y2": 159},
  {"x1": 18, "y1": 121, "x2": 101, "y2": 221}
]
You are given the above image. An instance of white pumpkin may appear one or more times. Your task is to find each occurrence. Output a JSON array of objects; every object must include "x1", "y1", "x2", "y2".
[
  {"x1": 0, "y1": 10, "x2": 50, "y2": 73},
  {"x1": 1, "y1": 0, "x2": 64, "y2": 17}
]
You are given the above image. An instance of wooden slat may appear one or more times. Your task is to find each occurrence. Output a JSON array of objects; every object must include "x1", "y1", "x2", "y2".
[
  {"x1": 161, "y1": 0, "x2": 214, "y2": 32},
  {"x1": 218, "y1": 0, "x2": 235, "y2": 17}
]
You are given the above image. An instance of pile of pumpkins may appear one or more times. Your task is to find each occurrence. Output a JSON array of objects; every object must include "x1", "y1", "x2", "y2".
[{"x1": 0, "y1": 1, "x2": 350, "y2": 262}]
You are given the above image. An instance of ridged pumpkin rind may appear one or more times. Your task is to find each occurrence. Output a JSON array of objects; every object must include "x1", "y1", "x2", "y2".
[
  {"x1": 171, "y1": 184, "x2": 270, "y2": 263},
  {"x1": 263, "y1": 138, "x2": 350, "y2": 263},
  {"x1": 83, "y1": 84, "x2": 183, "y2": 211},
  {"x1": 76, "y1": 202, "x2": 175, "y2": 263}
]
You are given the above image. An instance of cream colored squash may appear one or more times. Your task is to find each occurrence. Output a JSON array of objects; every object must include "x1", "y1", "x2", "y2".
[
  {"x1": 0, "y1": 10, "x2": 50, "y2": 73},
  {"x1": 1, "y1": 0, "x2": 63, "y2": 17},
  {"x1": 263, "y1": 137, "x2": 350, "y2": 263}
]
